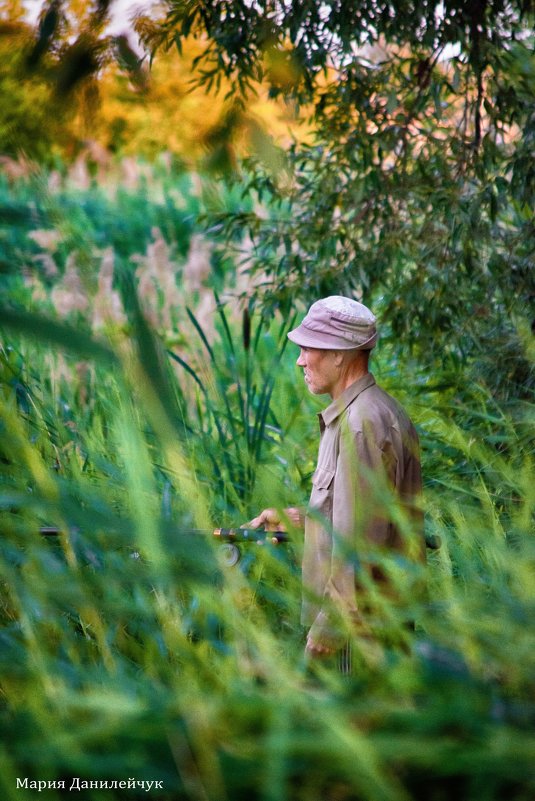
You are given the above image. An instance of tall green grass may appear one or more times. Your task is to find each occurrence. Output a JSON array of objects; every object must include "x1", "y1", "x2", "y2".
[
  {"x1": 1, "y1": 159, "x2": 534, "y2": 800},
  {"x1": 1, "y1": 290, "x2": 534, "y2": 801}
]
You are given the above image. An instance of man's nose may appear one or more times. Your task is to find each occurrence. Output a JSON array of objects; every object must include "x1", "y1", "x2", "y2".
[{"x1": 296, "y1": 352, "x2": 306, "y2": 367}]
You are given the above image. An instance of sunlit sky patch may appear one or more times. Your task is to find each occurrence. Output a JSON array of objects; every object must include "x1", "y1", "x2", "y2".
[{"x1": 23, "y1": 0, "x2": 155, "y2": 39}]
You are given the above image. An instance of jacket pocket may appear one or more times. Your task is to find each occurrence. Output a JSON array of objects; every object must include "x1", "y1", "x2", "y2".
[
  {"x1": 309, "y1": 467, "x2": 335, "y2": 519},
  {"x1": 311, "y1": 466, "x2": 335, "y2": 489}
]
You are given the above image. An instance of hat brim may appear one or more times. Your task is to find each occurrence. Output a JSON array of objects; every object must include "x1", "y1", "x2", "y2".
[{"x1": 287, "y1": 325, "x2": 377, "y2": 350}]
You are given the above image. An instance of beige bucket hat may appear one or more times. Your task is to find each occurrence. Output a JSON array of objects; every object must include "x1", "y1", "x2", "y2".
[{"x1": 287, "y1": 296, "x2": 377, "y2": 350}]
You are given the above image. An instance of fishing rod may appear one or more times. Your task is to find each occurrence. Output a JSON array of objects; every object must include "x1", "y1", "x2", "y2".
[
  {"x1": 40, "y1": 526, "x2": 439, "y2": 548},
  {"x1": 39, "y1": 526, "x2": 290, "y2": 567},
  {"x1": 39, "y1": 526, "x2": 289, "y2": 543}
]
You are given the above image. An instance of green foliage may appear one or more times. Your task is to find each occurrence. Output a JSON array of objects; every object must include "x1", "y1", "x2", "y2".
[
  {"x1": 0, "y1": 166, "x2": 189, "y2": 279},
  {"x1": 0, "y1": 2, "x2": 151, "y2": 163},
  {"x1": 0, "y1": 163, "x2": 254, "y2": 318},
  {"x1": 1, "y1": 0, "x2": 534, "y2": 788},
  {"x1": 0, "y1": 20, "x2": 70, "y2": 163},
  {"x1": 1, "y1": 293, "x2": 535, "y2": 800},
  {"x1": 167, "y1": 298, "x2": 300, "y2": 512},
  {"x1": 148, "y1": 2, "x2": 535, "y2": 405}
]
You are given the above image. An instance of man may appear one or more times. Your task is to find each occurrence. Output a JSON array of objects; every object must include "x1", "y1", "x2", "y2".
[{"x1": 248, "y1": 296, "x2": 425, "y2": 661}]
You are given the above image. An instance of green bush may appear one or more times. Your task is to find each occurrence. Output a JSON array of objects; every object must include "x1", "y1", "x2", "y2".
[{"x1": 1, "y1": 285, "x2": 534, "y2": 800}]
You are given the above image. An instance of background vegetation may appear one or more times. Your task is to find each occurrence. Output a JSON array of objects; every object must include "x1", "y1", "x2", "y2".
[{"x1": 0, "y1": 0, "x2": 534, "y2": 799}]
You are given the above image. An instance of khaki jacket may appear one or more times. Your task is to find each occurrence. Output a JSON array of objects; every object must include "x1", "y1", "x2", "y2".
[{"x1": 302, "y1": 372, "x2": 424, "y2": 648}]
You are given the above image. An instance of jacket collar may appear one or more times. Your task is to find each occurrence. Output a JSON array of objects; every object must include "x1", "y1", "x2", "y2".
[{"x1": 319, "y1": 372, "x2": 376, "y2": 428}]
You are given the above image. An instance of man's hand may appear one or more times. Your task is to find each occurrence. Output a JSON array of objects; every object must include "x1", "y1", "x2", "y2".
[
  {"x1": 305, "y1": 635, "x2": 337, "y2": 659},
  {"x1": 244, "y1": 507, "x2": 304, "y2": 532}
]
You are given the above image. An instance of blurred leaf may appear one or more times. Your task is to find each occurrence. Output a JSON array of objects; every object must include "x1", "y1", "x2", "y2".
[
  {"x1": 0, "y1": 306, "x2": 118, "y2": 365},
  {"x1": 55, "y1": 35, "x2": 103, "y2": 96},
  {"x1": 25, "y1": 0, "x2": 60, "y2": 70}
]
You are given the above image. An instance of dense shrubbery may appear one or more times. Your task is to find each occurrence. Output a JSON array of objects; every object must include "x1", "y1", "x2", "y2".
[
  {"x1": 1, "y1": 1, "x2": 534, "y2": 795},
  {"x1": 1, "y1": 159, "x2": 534, "y2": 800}
]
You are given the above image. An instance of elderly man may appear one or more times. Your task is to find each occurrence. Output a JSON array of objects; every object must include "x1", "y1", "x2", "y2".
[{"x1": 248, "y1": 296, "x2": 425, "y2": 662}]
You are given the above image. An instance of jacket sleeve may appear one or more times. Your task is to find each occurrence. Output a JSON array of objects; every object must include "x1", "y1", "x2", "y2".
[{"x1": 307, "y1": 419, "x2": 394, "y2": 648}]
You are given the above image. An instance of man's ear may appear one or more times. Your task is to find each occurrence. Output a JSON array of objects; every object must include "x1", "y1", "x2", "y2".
[{"x1": 333, "y1": 350, "x2": 344, "y2": 367}]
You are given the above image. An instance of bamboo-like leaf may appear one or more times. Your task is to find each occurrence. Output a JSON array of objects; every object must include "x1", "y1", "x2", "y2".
[
  {"x1": 167, "y1": 348, "x2": 207, "y2": 393},
  {"x1": 186, "y1": 305, "x2": 215, "y2": 362},
  {"x1": 0, "y1": 307, "x2": 118, "y2": 365}
]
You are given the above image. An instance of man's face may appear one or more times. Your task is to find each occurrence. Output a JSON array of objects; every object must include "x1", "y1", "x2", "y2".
[{"x1": 296, "y1": 347, "x2": 339, "y2": 396}]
